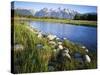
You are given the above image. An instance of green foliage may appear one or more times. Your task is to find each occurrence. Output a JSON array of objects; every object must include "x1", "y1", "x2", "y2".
[
  {"x1": 13, "y1": 21, "x2": 53, "y2": 73},
  {"x1": 74, "y1": 13, "x2": 97, "y2": 21},
  {"x1": 13, "y1": 17, "x2": 97, "y2": 27},
  {"x1": 12, "y1": 20, "x2": 97, "y2": 73}
]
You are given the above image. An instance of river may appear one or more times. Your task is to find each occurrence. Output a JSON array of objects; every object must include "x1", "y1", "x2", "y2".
[{"x1": 29, "y1": 21, "x2": 97, "y2": 51}]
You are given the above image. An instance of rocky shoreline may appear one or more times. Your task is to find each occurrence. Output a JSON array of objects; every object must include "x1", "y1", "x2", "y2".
[{"x1": 14, "y1": 24, "x2": 92, "y2": 70}]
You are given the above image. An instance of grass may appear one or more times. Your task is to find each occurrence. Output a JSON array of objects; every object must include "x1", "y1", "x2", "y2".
[
  {"x1": 12, "y1": 20, "x2": 97, "y2": 73},
  {"x1": 13, "y1": 21, "x2": 53, "y2": 73},
  {"x1": 13, "y1": 17, "x2": 97, "y2": 27}
]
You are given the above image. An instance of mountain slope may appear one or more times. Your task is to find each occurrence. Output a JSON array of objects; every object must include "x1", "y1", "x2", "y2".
[
  {"x1": 14, "y1": 9, "x2": 33, "y2": 16},
  {"x1": 34, "y1": 8, "x2": 78, "y2": 19}
]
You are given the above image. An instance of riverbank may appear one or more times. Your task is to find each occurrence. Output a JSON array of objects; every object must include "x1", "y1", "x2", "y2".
[
  {"x1": 12, "y1": 20, "x2": 97, "y2": 73},
  {"x1": 13, "y1": 17, "x2": 97, "y2": 27}
]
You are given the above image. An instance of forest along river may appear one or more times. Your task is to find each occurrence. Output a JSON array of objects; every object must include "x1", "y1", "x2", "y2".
[{"x1": 29, "y1": 21, "x2": 97, "y2": 51}]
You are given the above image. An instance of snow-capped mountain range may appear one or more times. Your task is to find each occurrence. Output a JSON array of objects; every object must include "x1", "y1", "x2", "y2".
[
  {"x1": 34, "y1": 8, "x2": 78, "y2": 19},
  {"x1": 14, "y1": 7, "x2": 79, "y2": 19}
]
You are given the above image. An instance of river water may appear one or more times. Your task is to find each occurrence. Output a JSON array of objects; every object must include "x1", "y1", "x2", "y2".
[{"x1": 29, "y1": 21, "x2": 97, "y2": 51}]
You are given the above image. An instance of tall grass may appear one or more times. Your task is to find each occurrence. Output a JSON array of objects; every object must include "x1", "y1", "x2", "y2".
[
  {"x1": 12, "y1": 20, "x2": 97, "y2": 73},
  {"x1": 13, "y1": 21, "x2": 53, "y2": 73}
]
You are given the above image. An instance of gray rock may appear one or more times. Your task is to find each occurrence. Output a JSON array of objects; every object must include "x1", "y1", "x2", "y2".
[
  {"x1": 48, "y1": 66, "x2": 55, "y2": 71},
  {"x1": 49, "y1": 41, "x2": 56, "y2": 45},
  {"x1": 85, "y1": 49, "x2": 89, "y2": 53},
  {"x1": 58, "y1": 42, "x2": 62, "y2": 45},
  {"x1": 81, "y1": 46, "x2": 86, "y2": 49},
  {"x1": 81, "y1": 46, "x2": 89, "y2": 53},
  {"x1": 55, "y1": 37, "x2": 60, "y2": 41},
  {"x1": 14, "y1": 44, "x2": 24, "y2": 51},
  {"x1": 37, "y1": 32, "x2": 43, "y2": 38},
  {"x1": 47, "y1": 34, "x2": 57, "y2": 40},
  {"x1": 84, "y1": 55, "x2": 91, "y2": 63},
  {"x1": 62, "y1": 52, "x2": 71, "y2": 59},
  {"x1": 63, "y1": 49, "x2": 69, "y2": 54},
  {"x1": 58, "y1": 45, "x2": 63, "y2": 50},
  {"x1": 36, "y1": 44, "x2": 43, "y2": 49}
]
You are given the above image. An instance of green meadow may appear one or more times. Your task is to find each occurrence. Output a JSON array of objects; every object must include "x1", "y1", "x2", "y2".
[{"x1": 14, "y1": 17, "x2": 97, "y2": 27}]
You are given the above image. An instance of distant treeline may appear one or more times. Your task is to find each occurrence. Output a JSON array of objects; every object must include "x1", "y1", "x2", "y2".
[{"x1": 74, "y1": 13, "x2": 97, "y2": 21}]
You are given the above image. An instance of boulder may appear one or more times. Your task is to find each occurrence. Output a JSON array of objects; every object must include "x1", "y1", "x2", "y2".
[
  {"x1": 84, "y1": 55, "x2": 91, "y2": 63},
  {"x1": 62, "y1": 53, "x2": 71, "y2": 59},
  {"x1": 56, "y1": 37, "x2": 60, "y2": 41},
  {"x1": 58, "y1": 42, "x2": 62, "y2": 45},
  {"x1": 81, "y1": 46, "x2": 89, "y2": 52},
  {"x1": 37, "y1": 33, "x2": 42, "y2": 38},
  {"x1": 58, "y1": 45, "x2": 63, "y2": 50},
  {"x1": 49, "y1": 41, "x2": 56, "y2": 46},
  {"x1": 85, "y1": 49, "x2": 89, "y2": 53},
  {"x1": 63, "y1": 49, "x2": 69, "y2": 54},
  {"x1": 47, "y1": 34, "x2": 57, "y2": 40},
  {"x1": 81, "y1": 46, "x2": 86, "y2": 49}
]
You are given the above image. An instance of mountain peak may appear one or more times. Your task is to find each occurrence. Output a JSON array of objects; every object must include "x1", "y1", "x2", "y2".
[{"x1": 34, "y1": 8, "x2": 78, "y2": 19}]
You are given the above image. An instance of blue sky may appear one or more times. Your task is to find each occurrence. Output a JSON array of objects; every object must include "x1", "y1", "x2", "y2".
[{"x1": 13, "y1": 1, "x2": 97, "y2": 14}]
